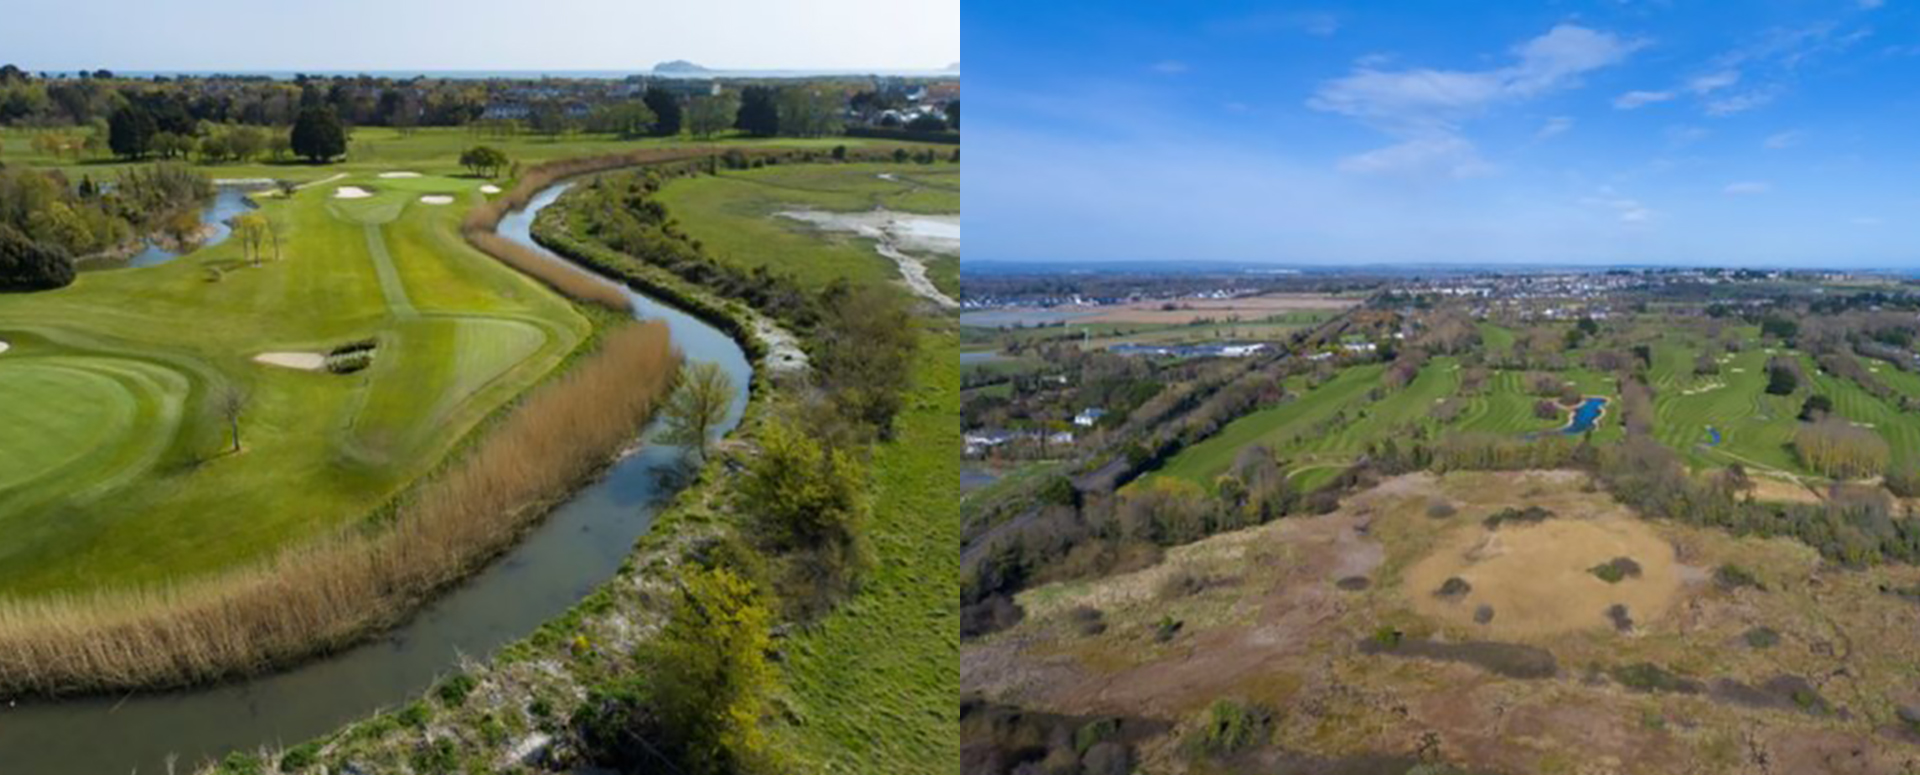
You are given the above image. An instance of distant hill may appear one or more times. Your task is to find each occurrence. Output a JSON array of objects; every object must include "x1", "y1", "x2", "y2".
[
  {"x1": 652, "y1": 60, "x2": 710, "y2": 74},
  {"x1": 947, "y1": 61, "x2": 961, "y2": 71}
]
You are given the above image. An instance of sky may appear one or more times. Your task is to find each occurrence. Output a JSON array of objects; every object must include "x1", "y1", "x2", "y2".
[
  {"x1": 6, "y1": 0, "x2": 958, "y2": 73},
  {"x1": 965, "y1": 0, "x2": 1920, "y2": 268}
]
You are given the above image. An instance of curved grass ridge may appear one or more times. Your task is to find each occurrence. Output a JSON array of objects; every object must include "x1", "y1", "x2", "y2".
[{"x1": 0, "y1": 322, "x2": 679, "y2": 695}]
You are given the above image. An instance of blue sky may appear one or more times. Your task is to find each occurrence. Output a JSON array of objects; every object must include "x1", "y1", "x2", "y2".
[
  {"x1": 7, "y1": 0, "x2": 957, "y2": 73},
  {"x1": 965, "y1": 0, "x2": 1920, "y2": 267}
]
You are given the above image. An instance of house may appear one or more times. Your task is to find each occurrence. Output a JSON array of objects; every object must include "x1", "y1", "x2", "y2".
[
  {"x1": 1048, "y1": 431, "x2": 1076, "y2": 446},
  {"x1": 1074, "y1": 408, "x2": 1107, "y2": 427}
]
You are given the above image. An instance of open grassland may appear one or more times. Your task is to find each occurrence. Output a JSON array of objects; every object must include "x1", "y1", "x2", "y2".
[
  {"x1": 767, "y1": 324, "x2": 960, "y2": 774},
  {"x1": 0, "y1": 170, "x2": 587, "y2": 595},
  {"x1": 0, "y1": 322, "x2": 678, "y2": 694},
  {"x1": 653, "y1": 162, "x2": 960, "y2": 295},
  {"x1": 1154, "y1": 364, "x2": 1384, "y2": 485}
]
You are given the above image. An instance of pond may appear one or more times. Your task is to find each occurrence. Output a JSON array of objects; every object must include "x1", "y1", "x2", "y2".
[
  {"x1": 1560, "y1": 396, "x2": 1609, "y2": 435},
  {"x1": 0, "y1": 180, "x2": 754, "y2": 774},
  {"x1": 82, "y1": 187, "x2": 259, "y2": 271}
]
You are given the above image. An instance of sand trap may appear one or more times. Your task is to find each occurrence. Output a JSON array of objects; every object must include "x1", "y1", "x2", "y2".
[
  {"x1": 333, "y1": 186, "x2": 372, "y2": 199},
  {"x1": 253, "y1": 352, "x2": 325, "y2": 371},
  {"x1": 480, "y1": 184, "x2": 502, "y2": 194},
  {"x1": 0, "y1": 340, "x2": 10, "y2": 355},
  {"x1": 1404, "y1": 514, "x2": 1682, "y2": 638},
  {"x1": 419, "y1": 195, "x2": 454, "y2": 205},
  {"x1": 378, "y1": 171, "x2": 422, "y2": 179}
]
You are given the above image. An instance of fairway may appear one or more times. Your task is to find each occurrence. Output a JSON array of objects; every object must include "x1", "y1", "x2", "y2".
[{"x1": 0, "y1": 169, "x2": 589, "y2": 594}]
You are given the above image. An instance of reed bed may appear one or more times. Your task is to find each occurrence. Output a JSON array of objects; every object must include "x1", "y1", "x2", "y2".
[
  {"x1": 461, "y1": 147, "x2": 729, "y2": 311},
  {"x1": 0, "y1": 322, "x2": 680, "y2": 695}
]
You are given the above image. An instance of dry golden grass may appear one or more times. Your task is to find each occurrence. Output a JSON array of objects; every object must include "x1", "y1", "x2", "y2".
[
  {"x1": 0, "y1": 322, "x2": 679, "y2": 694},
  {"x1": 461, "y1": 147, "x2": 730, "y2": 311}
]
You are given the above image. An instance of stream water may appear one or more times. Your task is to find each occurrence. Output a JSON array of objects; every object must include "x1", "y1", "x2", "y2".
[
  {"x1": 0, "y1": 181, "x2": 751, "y2": 774},
  {"x1": 80, "y1": 187, "x2": 259, "y2": 271}
]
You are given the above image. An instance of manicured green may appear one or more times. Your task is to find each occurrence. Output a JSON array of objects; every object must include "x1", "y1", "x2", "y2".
[{"x1": 0, "y1": 171, "x2": 588, "y2": 593}]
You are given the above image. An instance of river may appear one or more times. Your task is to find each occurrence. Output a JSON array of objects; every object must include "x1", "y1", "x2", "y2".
[{"x1": 0, "y1": 181, "x2": 751, "y2": 773}]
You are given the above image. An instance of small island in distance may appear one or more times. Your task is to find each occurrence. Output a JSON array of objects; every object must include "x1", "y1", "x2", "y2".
[{"x1": 652, "y1": 59, "x2": 711, "y2": 73}]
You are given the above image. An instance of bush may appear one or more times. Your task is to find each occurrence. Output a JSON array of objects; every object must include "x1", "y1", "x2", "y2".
[
  {"x1": 1483, "y1": 505, "x2": 1553, "y2": 529},
  {"x1": 1744, "y1": 626, "x2": 1781, "y2": 648},
  {"x1": 1425, "y1": 499, "x2": 1457, "y2": 519},
  {"x1": 1434, "y1": 577, "x2": 1472, "y2": 598},
  {"x1": 1611, "y1": 662, "x2": 1701, "y2": 694},
  {"x1": 436, "y1": 671, "x2": 477, "y2": 708},
  {"x1": 1589, "y1": 556, "x2": 1642, "y2": 583},
  {"x1": 1190, "y1": 699, "x2": 1272, "y2": 756},
  {"x1": 1715, "y1": 564, "x2": 1763, "y2": 590},
  {"x1": 277, "y1": 742, "x2": 320, "y2": 772}
]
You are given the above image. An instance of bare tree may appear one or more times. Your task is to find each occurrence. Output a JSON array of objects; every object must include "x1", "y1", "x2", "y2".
[{"x1": 217, "y1": 384, "x2": 249, "y2": 453}]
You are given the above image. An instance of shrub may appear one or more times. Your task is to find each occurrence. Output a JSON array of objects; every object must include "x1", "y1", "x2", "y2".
[
  {"x1": 1483, "y1": 505, "x2": 1553, "y2": 529},
  {"x1": 277, "y1": 742, "x2": 320, "y2": 772},
  {"x1": 1434, "y1": 577, "x2": 1472, "y2": 598},
  {"x1": 1154, "y1": 615, "x2": 1183, "y2": 642},
  {"x1": 1611, "y1": 662, "x2": 1701, "y2": 694},
  {"x1": 1425, "y1": 499, "x2": 1456, "y2": 519},
  {"x1": 1589, "y1": 556, "x2": 1642, "y2": 583},
  {"x1": 1715, "y1": 563, "x2": 1762, "y2": 590},
  {"x1": 1744, "y1": 626, "x2": 1780, "y2": 648},
  {"x1": 1190, "y1": 700, "x2": 1272, "y2": 756},
  {"x1": 436, "y1": 671, "x2": 477, "y2": 708}
]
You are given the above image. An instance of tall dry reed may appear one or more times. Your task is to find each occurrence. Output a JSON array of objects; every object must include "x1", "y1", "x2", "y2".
[{"x1": 0, "y1": 322, "x2": 680, "y2": 695}]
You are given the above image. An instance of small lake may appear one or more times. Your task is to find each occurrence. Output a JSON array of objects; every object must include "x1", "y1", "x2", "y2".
[
  {"x1": 82, "y1": 187, "x2": 258, "y2": 271},
  {"x1": 959, "y1": 308, "x2": 1094, "y2": 328},
  {"x1": 1560, "y1": 397, "x2": 1609, "y2": 435},
  {"x1": 960, "y1": 350, "x2": 1004, "y2": 365}
]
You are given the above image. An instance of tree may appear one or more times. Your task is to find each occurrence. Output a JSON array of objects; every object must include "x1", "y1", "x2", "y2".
[
  {"x1": 216, "y1": 383, "x2": 249, "y2": 453},
  {"x1": 643, "y1": 87, "x2": 683, "y2": 136},
  {"x1": 0, "y1": 224, "x2": 74, "y2": 291},
  {"x1": 738, "y1": 418, "x2": 868, "y2": 553},
  {"x1": 945, "y1": 99, "x2": 959, "y2": 129},
  {"x1": 1766, "y1": 360, "x2": 1799, "y2": 396},
  {"x1": 458, "y1": 145, "x2": 509, "y2": 178},
  {"x1": 232, "y1": 212, "x2": 269, "y2": 266},
  {"x1": 615, "y1": 565, "x2": 775, "y2": 774},
  {"x1": 735, "y1": 85, "x2": 779, "y2": 136},
  {"x1": 775, "y1": 87, "x2": 843, "y2": 137},
  {"x1": 289, "y1": 105, "x2": 347, "y2": 163},
  {"x1": 107, "y1": 103, "x2": 156, "y2": 159},
  {"x1": 906, "y1": 113, "x2": 948, "y2": 132},
  {"x1": 660, "y1": 361, "x2": 734, "y2": 460},
  {"x1": 686, "y1": 93, "x2": 739, "y2": 139},
  {"x1": 1799, "y1": 394, "x2": 1832, "y2": 422},
  {"x1": 589, "y1": 102, "x2": 656, "y2": 139},
  {"x1": 814, "y1": 281, "x2": 916, "y2": 434}
]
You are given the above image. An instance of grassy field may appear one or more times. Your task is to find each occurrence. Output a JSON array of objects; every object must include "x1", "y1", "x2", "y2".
[
  {"x1": 767, "y1": 323, "x2": 959, "y2": 774},
  {"x1": 0, "y1": 170, "x2": 588, "y2": 594},
  {"x1": 653, "y1": 162, "x2": 960, "y2": 296}
]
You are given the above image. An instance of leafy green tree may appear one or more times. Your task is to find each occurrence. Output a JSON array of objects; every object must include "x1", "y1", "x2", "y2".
[
  {"x1": 686, "y1": 93, "x2": 739, "y2": 139},
  {"x1": 660, "y1": 361, "x2": 734, "y2": 460},
  {"x1": 906, "y1": 113, "x2": 948, "y2": 132},
  {"x1": 458, "y1": 145, "x2": 509, "y2": 178},
  {"x1": 107, "y1": 103, "x2": 156, "y2": 159},
  {"x1": 735, "y1": 86, "x2": 779, "y2": 136},
  {"x1": 643, "y1": 87, "x2": 684, "y2": 136},
  {"x1": 289, "y1": 105, "x2": 347, "y2": 163},
  {"x1": 589, "y1": 101, "x2": 657, "y2": 139},
  {"x1": 774, "y1": 87, "x2": 843, "y2": 137},
  {"x1": 642, "y1": 566, "x2": 776, "y2": 774},
  {"x1": 738, "y1": 418, "x2": 868, "y2": 553},
  {"x1": 945, "y1": 99, "x2": 959, "y2": 129},
  {"x1": 0, "y1": 223, "x2": 74, "y2": 290}
]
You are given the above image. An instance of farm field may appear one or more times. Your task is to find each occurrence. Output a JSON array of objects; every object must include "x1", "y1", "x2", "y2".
[
  {"x1": 653, "y1": 161, "x2": 960, "y2": 296},
  {"x1": 0, "y1": 170, "x2": 588, "y2": 594}
]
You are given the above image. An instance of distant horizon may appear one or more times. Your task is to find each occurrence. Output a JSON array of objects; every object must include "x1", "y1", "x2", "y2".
[
  {"x1": 962, "y1": 258, "x2": 1920, "y2": 275},
  {"x1": 9, "y1": 65, "x2": 960, "y2": 80}
]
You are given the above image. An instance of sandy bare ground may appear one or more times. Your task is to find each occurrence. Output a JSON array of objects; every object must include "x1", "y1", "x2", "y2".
[
  {"x1": 333, "y1": 186, "x2": 373, "y2": 200},
  {"x1": 378, "y1": 171, "x2": 422, "y2": 178},
  {"x1": 776, "y1": 209, "x2": 959, "y2": 308},
  {"x1": 1082, "y1": 293, "x2": 1359, "y2": 324},
  {"x1": 1751, "y1": 476, "x2": 1823, "y2": 504},
  {"x1": 252, "y1": 352, "x2": 325, "y2": 371},
  {"x1": 751, "y1": 314, "x2": 810, "y2": 374},
  {"x1": 0, "y1": 340, "x2": 10, "y2": 355},
  {"x1": 418, "y1": 195, "x2": 454, "y2": 205},
  {"x1": 480, "y1": 184, "x2": 502, "y2": 194}
]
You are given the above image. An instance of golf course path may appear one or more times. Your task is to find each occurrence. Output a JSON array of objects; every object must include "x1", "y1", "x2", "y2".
[{"x1": 362, "y1": 223, "x2": 417, "y2": 318}]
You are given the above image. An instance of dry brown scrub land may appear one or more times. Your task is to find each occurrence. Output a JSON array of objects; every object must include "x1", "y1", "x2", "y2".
[{"x1": 964, "y1": 470, "x2": 1920, "y2": 774}]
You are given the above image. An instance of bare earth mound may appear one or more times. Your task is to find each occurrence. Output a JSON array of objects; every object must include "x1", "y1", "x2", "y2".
[{"x1": 1404, "y1": 514, "x2": 1682, "y2": 637}]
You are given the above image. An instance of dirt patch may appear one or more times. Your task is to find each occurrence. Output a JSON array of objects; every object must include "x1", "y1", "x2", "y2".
[
  {"x1": 1751, "y1": 476, "x2": 1823, "y2": 504},
  {"x1": 252, "y1": 351, "x2": 325, "y2": 371},
  {"x1": 1402, "y1": 510, "x2": 1683, "y2": 638}
]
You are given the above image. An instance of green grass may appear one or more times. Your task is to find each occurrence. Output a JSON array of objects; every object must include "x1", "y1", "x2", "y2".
[
  {"x1": 0, "y1": 169, "x2": 588, "y2": 594},
  {"x1": 765, "y1": 323, "x2": 958, "y2": 774},
  {"x1": 1154, "y1": 364, "x2": 1384, "y2": 485},
  {"x1": 653, "y1": 162, "x2": 958, "y2": 293}
]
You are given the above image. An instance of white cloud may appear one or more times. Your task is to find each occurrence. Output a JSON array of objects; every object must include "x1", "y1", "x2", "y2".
[
  {"x1": 1706, "y1": 91, "x2": 1775, "y2": 116},
  {"x1": 1338, "y1": 136, "x2": 1494, "y2": 178},
  {"x1": 1309, "y1": 24, "x2": 1640, "y2": 133},
  {"x1": 1688, "y1": 69, "x2": 1741, "y2": 94},
  {"x1": 1723, "y1": 181, "x2": 1771, "y2": 195},
  {"x1": 1151, "y1": 60, "x2": 1189, "y2": 74},
  {"x1": 1763, "y1": 130, "x2": 1804, "y2": 149},
  {"x1": 1581, "y1": 188, "x2": 1656, "y2": 224},
  {"x1": 1613, "y1": 90, "x2": 1676, "y2": 109},
  {"x1": 1536, "y1": 116, "x2": 1574, "y2": 139}
]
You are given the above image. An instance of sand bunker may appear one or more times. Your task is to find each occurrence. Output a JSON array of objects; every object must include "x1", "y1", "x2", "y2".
[
  {"x1": 333, "y1": 186, "x2": 372, "y2": 199},
  {"x1": 480, "y1": 184, "x2": 502, "y2": 194},
  {"x1": 253, "y1": 352, "x2": 325, "y2": 371},
  {"x1": 1403, "y1": 515, "x2": 1682, "y2": 638},
  {"x1": 419, "y1": 195, "x2": 454, "y2": 205},
  {"x1": 0, "y1": 340, "x2": 10, "y2": 355},
  {"x1": 378, "y1": 171, "x2": 422, "y2": 179}
]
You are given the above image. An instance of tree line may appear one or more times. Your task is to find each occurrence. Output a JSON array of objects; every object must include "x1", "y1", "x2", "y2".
[{"x1": 1, "y1": 163, "x2": 210, "y2": 290}]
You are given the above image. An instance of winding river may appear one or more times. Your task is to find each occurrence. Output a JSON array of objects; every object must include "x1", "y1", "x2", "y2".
[{"x1": 0, "y1": 181, "x2": 752, "y2": 773}]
